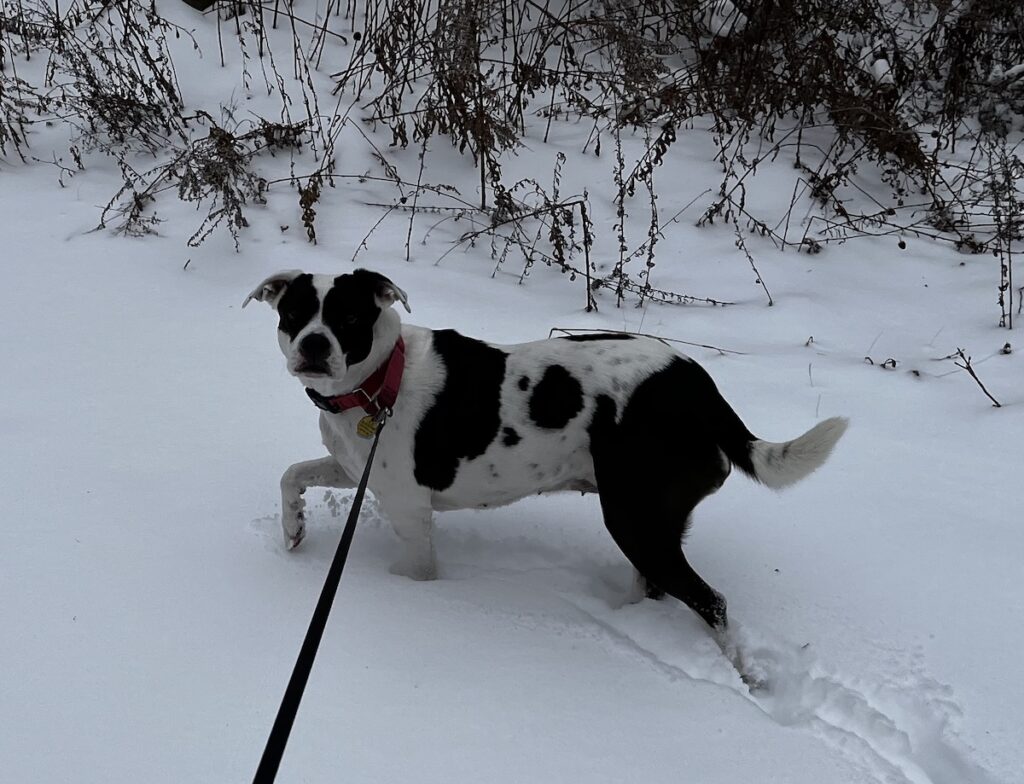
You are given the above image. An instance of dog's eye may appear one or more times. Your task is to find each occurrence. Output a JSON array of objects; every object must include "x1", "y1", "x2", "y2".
[{"x1": 343, "y1": 314, "x2": 358, "y2": 326}]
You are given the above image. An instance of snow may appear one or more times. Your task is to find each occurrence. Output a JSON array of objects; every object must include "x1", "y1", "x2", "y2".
[
  {"x1": 700, "y1": 1, "x2": 746, "y2": 38},
  {"x1": 872, "y1": 58, "x2": 895, "y2": 86},
  {"x1": 2, "y1": 4, "x2": 1022, "y2": 783}
]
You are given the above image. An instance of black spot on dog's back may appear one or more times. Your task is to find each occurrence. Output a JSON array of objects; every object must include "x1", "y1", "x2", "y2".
[
  {"x1": 414, "y1": 330, "x2": 508, "y2": 491},
  {"x1": 518, "y1": 376, "x2": 530, "y2": 391},
  {"x1": 502, "y1": 427, "x2": 521, "y2": 447},
  {"x1": 529, "y1": 364, "x2": 584, "y2": 429},
  {"x1": 561, "y1": 333, "x2": 636, "y2": 342},
  {"x1": 276, "y1": 274, "x2": 318, "y2": 340}
]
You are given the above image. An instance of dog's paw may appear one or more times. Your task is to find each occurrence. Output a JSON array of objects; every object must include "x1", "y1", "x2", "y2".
[
  {"x1": 282, "y1": 512, "x2": 306, "y2": 551},
  {"x1": 389, "y1": 555, "x2": 438, "y2": 581},
  {"x1": 285, "y1": 527, "x2": 306, "y2": 551},
  {"x1": 623, "y1": 571, "x2": 665, "y2": 605},
  {"x1": 622, "y1": 580, "x2": 647, "y2": 606},
  {"x1": 715, "y1": 626, "x2": 769, "y2": 691}
]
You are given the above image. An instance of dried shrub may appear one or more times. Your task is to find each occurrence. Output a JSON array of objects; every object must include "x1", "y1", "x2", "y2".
[
  {"x1": 330, "y1": 0, "x2": 1024, "y2": 319},
  {"x1": 99, "y1": 112, "x2": 310, "y2": 248},
  {"x1": 2, "y1": 0, "x2": 1023, "y2": 322}
]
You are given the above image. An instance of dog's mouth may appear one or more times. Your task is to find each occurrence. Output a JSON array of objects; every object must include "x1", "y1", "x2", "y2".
[{"x1": 293, "y1": 361, "x2": 331, "y2": 377}]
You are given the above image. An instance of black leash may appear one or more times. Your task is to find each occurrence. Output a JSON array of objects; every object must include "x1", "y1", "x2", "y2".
[{"x1": 253, "y1": 414, "x2": 388, "y2": 784}]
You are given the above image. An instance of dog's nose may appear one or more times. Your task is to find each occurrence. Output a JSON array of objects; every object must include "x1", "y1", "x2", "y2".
[{"x1": 299, "y1": 332, "x2": 331, "y2": 362}]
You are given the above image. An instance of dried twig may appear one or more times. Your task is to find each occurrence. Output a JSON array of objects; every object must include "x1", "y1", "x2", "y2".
[
  {"x1": 548, "y1": 328, "x2": 745, "y2": 356},
  {"x1": 953, "y1": 348, "x2": 1002, "y2": 408}
]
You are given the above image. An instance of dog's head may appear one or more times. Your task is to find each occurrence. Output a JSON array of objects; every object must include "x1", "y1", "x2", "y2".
[{"x1": 244, "y1": 268, "x2": 410, "y2": 393}]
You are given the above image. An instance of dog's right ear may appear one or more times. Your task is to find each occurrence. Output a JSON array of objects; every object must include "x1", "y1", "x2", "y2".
[{"x1": 242, "y1": 269, "x2": 303, "y2": 309}]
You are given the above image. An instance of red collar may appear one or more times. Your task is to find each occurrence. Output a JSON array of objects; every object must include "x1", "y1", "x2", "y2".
[{"x1": 305, "y1": 337, "x2": 405, "y2": 417}]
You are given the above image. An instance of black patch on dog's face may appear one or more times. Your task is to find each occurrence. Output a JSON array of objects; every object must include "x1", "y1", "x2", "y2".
[
  {"x1": 560, "y1": 333, "x2": 636, "y2": 342},
  {"x1": 502, "y1": 427, "x2": 521, "y2": 447},
  {"x1": 528, "y1": 364, "x2": 584, "y2": 429},
  {"x1": 518, "y1": 376, "x2": 530, "y2": 391},
  {"x1": 414, "y1": 330, "x2": 508, "y2": 491},
  {"x1": 276, "y1": 273, "x2": 318, "y2": 340},
  {"x1": 322, "y1": 270, "x2": 384, "y2": 366}
]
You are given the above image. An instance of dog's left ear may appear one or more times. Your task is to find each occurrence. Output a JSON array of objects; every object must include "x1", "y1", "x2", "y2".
[
  {"x1": 359, "y1": 269, "x2": 411, "y2": 313},
  {"x1": 242, "y1": 269, "x2": 303, "y2": 309}
]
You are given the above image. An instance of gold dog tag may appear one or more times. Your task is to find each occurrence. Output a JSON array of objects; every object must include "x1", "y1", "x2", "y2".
[{"x1": 356, "y1": 415, "x2": 378, "y2": 439}]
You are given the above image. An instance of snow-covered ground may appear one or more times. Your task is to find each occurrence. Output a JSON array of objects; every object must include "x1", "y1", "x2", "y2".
[{"x1": 2, "y1": 4, "x2": 1022, "y2": 783}]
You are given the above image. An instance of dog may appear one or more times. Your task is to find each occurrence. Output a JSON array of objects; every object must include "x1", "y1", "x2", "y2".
[{"x1": 245, "y1": 268, "x2": 847, "y2": 671}]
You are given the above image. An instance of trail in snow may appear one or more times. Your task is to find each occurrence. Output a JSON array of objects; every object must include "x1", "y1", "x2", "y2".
[{"x1": 558, "y1": 594, "x2": 1000, "y2": 784}]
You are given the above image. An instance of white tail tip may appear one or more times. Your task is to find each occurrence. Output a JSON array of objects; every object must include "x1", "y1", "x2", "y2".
[{"x1": 749, "y1": 416, "x2": 849, "y2": 490}]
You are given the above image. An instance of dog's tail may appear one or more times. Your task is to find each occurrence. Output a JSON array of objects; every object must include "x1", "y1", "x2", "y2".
[{"x1": 717, "y1": 400, "x2": 849, "y2": 490}]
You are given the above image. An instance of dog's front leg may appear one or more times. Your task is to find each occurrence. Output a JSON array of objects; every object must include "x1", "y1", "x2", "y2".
[
  {"x1": 380, "y1": 496, "x2": 437, "y2": 581},
  {"x1": 280, "y1": 456, "x2": 355, "y2": 550}
]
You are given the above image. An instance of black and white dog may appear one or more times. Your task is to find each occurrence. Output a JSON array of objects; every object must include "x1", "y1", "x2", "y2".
[{"x1": 246, "y1": 268, "x2": 847, "y2": 667}]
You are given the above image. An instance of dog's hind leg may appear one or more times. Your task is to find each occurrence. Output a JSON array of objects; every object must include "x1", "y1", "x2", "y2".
[
  {"x1": 597, "y1": 481, "x2": 763, "y2": 685},
  {"x1": 280, "y1": 456, "x2": 356, "y2": 550},
  {"x1": 603, "y1": 502, "x2": 728, "y2": 631},
  {"x1": 589, "y1": 397, "x2": 728, "y2": 628},
  {"x1": 588, "y1": 394, "x2": 754, "y2": 676},
  {"x1": 625, "y1": 570, "x2": 666, "y2": 604}
]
